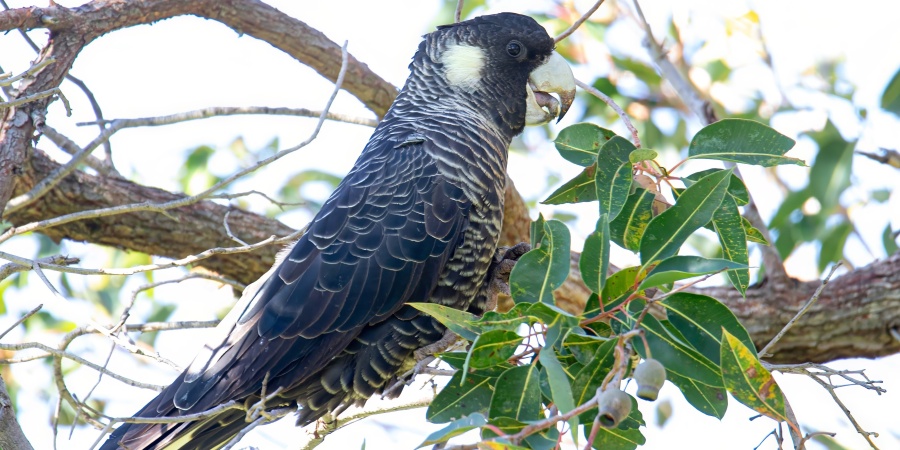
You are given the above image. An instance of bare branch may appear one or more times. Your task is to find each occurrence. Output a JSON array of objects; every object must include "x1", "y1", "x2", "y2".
[
  {"x1": 554, "y1": 0, "x2": 606, "y2": 44},
  {"x1": 0, "y1": 304, "x2": 42, "y2": 341},
  {"x1": 0, "y1": 375, "x2": 34, "y2": 450},
  {"x1": 576, "y1": 78, "x2": 641, "y2": 148},
  {"x1": 76, "y1": 105, "x2": 378, "y2": 130},
  {"x1": 759, "y1": 262, "x2": 842, "y2": 358},
  {"x1": 0, "y1": 254, "x2": 78, "y2": 282}
]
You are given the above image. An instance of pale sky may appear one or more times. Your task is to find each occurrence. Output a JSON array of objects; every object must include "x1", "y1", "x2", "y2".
[{"x1": 1, "y1": 0, "x2": 899, "y2": 449}]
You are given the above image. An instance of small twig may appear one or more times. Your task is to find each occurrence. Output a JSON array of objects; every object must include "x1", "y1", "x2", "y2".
[
  {"x1": 454, "y1": 0, "x2": 464, "y2": 22},
  {"x1": 223, "y1": 209, "x2": 249, "y2": 246},
  {"x1": 112, "y1": 273, "x2": 241, "y2": 334},
  {"x1": 222, "y1": 407, "x2": 293, "y2": 450},
  {"x1": 0, "y1": 42, "x2": 350, "y2": 243},
  {"x1": 759, "y1": 262, "x2": 842, "y2": 358},
  {"x1": 554, "y1": 0, "x2": 606, "y2": 44},
  {"x1": 210, "y1": 190, "x2": 305, "y2": 209},
  {"x1": 856, "y1": 148, "x2": 900, "y2": 169},
  {"x1": 0, "y1": 339, "x2": 165, "y2": 390},
  {"x1": 5, "y1": 117, "x2": 113, "y2": 215},
  {"x1": 300, "y1": 396, "x2": 433, "y2": 450},
  {"x1": 0, "y1": 304, "x2": 43, "y2": 340},
  {"x1": 75, "y1": 105, "x2": 377, "y2": 129},
  {"x1": 0, "y1": 229, "x2": 302, "y2": 277},
  {"x1": 0, "y1": 87, "x2": 62, "y2": 109},
  {"x1": 575, "y1": 78, "x2": 641, "y2": 148},
  {"x1": 0, "y1": 57, "x2": 56, "y2": 86},
  {"x1": 40, "y1": 124, "x2": 119, "y2": 176},
  {"x1": 806, "y1": 372, "x2": 881, "y2": 448},
  {"x1": 0, "y1": 254, "x2": 79, "y2": 282}
]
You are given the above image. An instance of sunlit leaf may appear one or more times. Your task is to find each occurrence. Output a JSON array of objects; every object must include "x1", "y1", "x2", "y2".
[
  {"x1": 629, "y1": 149, "x2": 658, "y2": 163},
  {"x1": 712, "y1": 195, "x2": 750, "y2": 294},
  {"x1": 883, "y1": 225, "x2": 899, "y2": 255},
  {"x1": 720, "y1": 330, "x2": 788, "y2": 423},
  {"x1": 610, "y1": 188, "x2": 655, "y2": 251},
  {"x1": 630, "y1": 309, "x2": 722, "y2": 386},
  {"x1": 543, "y1": 164, "x2": 598, "y2": 204},
  {"x1": 409, "y1": 303, "x2": 479, "y2": 341},
  {"x1": 595, "y1": 136, "x2": 636, "y2": 220},
  {"x1": 638, "y1": 256, "x2": 747, "y2": 290},
  {"x1": 743, "y1": 217, "x2": 769, "y2": 245},
  {"x1": 580, "y1": 215, "x2": 610, "y2": 294},
  {"x1": 489, "y1": 365, "x2": 542, "y2": 422},
  {"x1": 666, "y1": 370, "x2": 728, "y2": 419},
  {"x1": 510, "y1": 220, "x2": 571, "y2": 304},
  {"x1": 554, "y1": 123, "x2": 616, "y2": 166},
  {"x1": 687, "y1": 119, "x2": 800, "y2": 166},
  {"x1": 418, "y1": 413, "x2": 487, "y2": 447},
  {"x1": 640, "y1": 169, "x2": 732, "y2": 266},
  {"x1": 467, "y1": 330, "x2": 522, "y2": 370},
  {"x1": 539, "y1": 349, "x2": 578, "y2": 438},
  {"x1": 427, "y1": 371, "x2": 494, "y2": 423},
  {"x1": 661, "y1": 293, "x2": 755, "y2": 365}
]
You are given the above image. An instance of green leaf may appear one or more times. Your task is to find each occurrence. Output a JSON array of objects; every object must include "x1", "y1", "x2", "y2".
[
  {"x1": 474, "y1": 304, "x2": 530, "y2": 334},
  {"x1": 408, "y1": 303, "x2": 479, "y2": 342},
  {"x1": 881, "y1": 66, "x2": 900, "y2": 115},
  {"x1": 610, "y1": 188, "x2": 655, "y2": 251},
  {"x1": 666, "y1": 370, "x2": 728, "y2": 419},
  {"x1": 598, "y1": 266, "x2": 641, "y2": 312},
  {"x1": 510, "y1": 220, "x2": 571, "y2": 304},
  {"x1": 683, "y1": 168, "x2": 750, "y2": 206},
  {"x1": 595, "y1": 136, "x2": 636, "y2": 220},
  {"x1": 489, "y1": 365, "x2": 542, "y2": 422},
  {"x1": 543, "y1": 164, "x2": 598, "y2": 205},
  {"x1": 712, "y1": 195, "x2": 750, "y2": 295},
  {"x1": 687, "y1": 119, "x2": 801, "y2": 166},
  {"x1": 530, "y1": 214, "x2": 546, "y2": 248},
  {"x1": 563, "y1": 333, "x2": 610, "y2": 365},
  {"x1": 806, "y1": 120, "x2": 855, "y2": 213},
  {"x1": 742, "y1": 217, "x2": 769, "y2": 245},
  {"x1": 467, "y1": 330, "x2": 522, "y2": 370},
  {"x1": 539, "y1": 350, "x2": 578, "y2": 439},
  {"x1": 631, "y1": 308, "x2": 722, "y2": 386},
  {"x1": 427, "y1": 371, "x2": 494, "y2": 423},
  {"x1": 883, "y1": 225, "x2": 899, "y2": 255},
  {"x1": 571, "y1": 340, "x2": 617, "y2": 420},
  {"x1": 418, "y1": 413, "x2": 487, "y2": 447},
  {"x1": 720, "y1": 330, "x2": 788, "y2": 422},
  {"x1": 818, "y1": 220, "x2": 851, "y2": 272},
  {"x1": 554, "y1": 123, "x2": 616, "y2": 166},
  {"x1": 638, "y1": 256, "x2": 747, "y2": 290},
  {"x1": 629, "y1": 149, "x2": 658, "y2": 164},
  {"x1": 661, "y1": 293, "x2": 756, "y2": 365},
  {"x1": 580, "y1": 215, "x2": 610, "y2": 294},
  {"x1": 640, "y1": 169, "x2": 732, "y2": 266}
]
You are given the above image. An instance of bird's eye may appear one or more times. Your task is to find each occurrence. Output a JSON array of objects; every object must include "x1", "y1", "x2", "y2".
[{"x1": 506, "y1": 40, "x2": 522, "y2": 57}]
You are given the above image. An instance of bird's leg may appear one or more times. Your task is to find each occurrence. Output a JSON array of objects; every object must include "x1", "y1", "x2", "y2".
[{"x1": 485, "y1": 242, "x2": 532, "y2": 311}]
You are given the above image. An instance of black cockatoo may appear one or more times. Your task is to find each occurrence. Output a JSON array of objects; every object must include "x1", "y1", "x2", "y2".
[{"x1": 101, "y1": 12, "x2": 575, "y2": 449}]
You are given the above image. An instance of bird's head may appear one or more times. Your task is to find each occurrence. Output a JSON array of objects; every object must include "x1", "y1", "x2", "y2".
[{"x1": 416, "y1": 12, "x2": 576, "y2": 131}]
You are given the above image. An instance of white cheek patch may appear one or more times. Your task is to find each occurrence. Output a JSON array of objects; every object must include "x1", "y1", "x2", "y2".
[{"x1": 442, "y1": 44, "x2": 485, "y2": 92}]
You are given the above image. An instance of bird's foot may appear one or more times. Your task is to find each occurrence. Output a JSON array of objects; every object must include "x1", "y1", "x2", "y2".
[{"x1": 487, "y1": 242, "x2": 532, "y2": 310}]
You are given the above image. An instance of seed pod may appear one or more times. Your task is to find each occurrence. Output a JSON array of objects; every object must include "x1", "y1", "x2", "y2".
[
  {"x1": 633, "y1": 358, "x2": 666, "y2": 401},
  {"x1": 596, "y1": 388, "x2": 632, "y2": 428}
]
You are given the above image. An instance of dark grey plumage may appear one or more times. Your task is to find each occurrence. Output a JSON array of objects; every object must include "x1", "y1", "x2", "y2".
[{"x1": 101, "y1": 12, "x2": 573, "y2": 450}]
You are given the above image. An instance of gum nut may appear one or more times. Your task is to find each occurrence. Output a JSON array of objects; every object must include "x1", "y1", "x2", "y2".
[
  {"x1": 634, "y1": 358, "x2": 666, "y2": 401},
  {"x1": 597, "y1": 388, "x2": 633, "y2": 428}
]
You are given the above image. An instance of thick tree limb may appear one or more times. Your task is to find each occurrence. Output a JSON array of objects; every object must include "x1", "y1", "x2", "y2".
[
  {"x1": 0, "y1": 375, "x2": 34, "y2": 450},
  {"x1": 8, "y1": 147, "x2": 900, "y2": 363},
  {"x1": 8, "y1": 149, "x2": 293, "y2": 285}
]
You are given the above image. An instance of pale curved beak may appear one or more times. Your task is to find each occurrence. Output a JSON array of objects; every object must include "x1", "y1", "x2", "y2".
[{"x1": 525, "y1": 52, "x2": 576, "y2": 125}]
